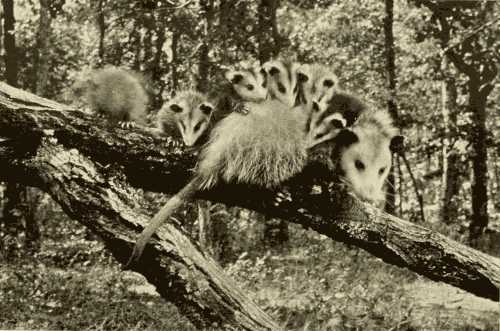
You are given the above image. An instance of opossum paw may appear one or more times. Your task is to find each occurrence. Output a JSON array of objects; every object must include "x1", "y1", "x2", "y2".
[{"x1": 119, "y1": 121, "x2": 136, "y2": 129}]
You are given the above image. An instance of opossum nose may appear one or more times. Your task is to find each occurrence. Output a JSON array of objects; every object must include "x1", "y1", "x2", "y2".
[
  {"x1": 363, "y1": 186, "x2": 381, "y2": 203},
  {"x1": 184, "y1": 137, "x2": 195, "y2": 147}
]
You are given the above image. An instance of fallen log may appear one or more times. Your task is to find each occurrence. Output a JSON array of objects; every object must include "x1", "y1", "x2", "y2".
[{"x1": 0, "y1": 82, "x2": 498, "y2": 329}]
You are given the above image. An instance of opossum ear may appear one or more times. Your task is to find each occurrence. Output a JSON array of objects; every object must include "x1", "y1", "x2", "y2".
[
  {"x1": 199, "y1": 103, "x2": 214, "y2": 116},
  {"x1": 169, "y1": 104, "x2": 183, "y2": 113},
  {"x1": 225, "y1": 71, "x2": 244, "y2": 85},
  {"x1": 390, "y1": 135, "x2": 405, "y2": 154},
  {"x1": 297, "y1": 72, "x2": 308, "y2": 83},
  {"x1": 335, "y1": 129, "x2": 358, "y2": 147}
]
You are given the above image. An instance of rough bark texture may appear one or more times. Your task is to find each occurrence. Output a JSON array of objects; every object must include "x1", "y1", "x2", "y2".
[
  {"x1": 34, "y1": 0, "x2": 52, "y2": 96},
  {"x1": 197, "y1": 0, "x2": 213, "y2": 93},
  {"x1": 0, "y1": 83, "x2": 499, "y2": 330},
  {"x1": 440, "y1": 58, "x2": 461, "y2": 224},
  {"x1": 1, "y1": 0, "x2": 17, "y2": 86},
  {"x1": 96, "y1": 0, "x2": 106, "y2": 63},
  {"x1": 1, "y1": 0, "x2": 29, "y2": 257},
  {"x1": 382, "y1": 0, "x2": 397, "y2": 215},
  {"x1": 257, "y1": 0, "x2": 280, "y2": 63}
]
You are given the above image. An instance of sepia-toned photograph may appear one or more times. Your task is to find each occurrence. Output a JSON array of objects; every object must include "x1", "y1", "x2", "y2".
[{"x1": 0, "y1": 0, "x2": 498, "y2": 330}]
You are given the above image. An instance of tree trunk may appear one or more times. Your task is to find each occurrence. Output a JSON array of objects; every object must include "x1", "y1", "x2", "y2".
[
  {"x1": 1, "y1": 82, "x2": 499, "y2": 305},
  {"x1": 468, "y1": 82, "x2": 489, "y2": 245},
  {"x1": 2, "y1": 0, "x2": 17, "y2": 87},
  {"x1": 1, "y1": 182, "x2": 26, "y2": 258},
  {"x1": 440, "y1": 58, "x2": 461, "y2": 224},
  {"x1": 383, "y1": 0, "x2": 398, "y2": 215},
  {"x1": 197, "y1": 0, "x2": 214, "y2": 93},
  {"x1": 1, "y1": 0, "x2": 27, "y2": 258},
  {"x1": 151, "y1": 21, "x2": 166, "y2": 109},
  {"x1": 96, "y1": 0, "x2": 106, "y2": 64},
  {"x1": 170, "y1": 27, "x2": 179, "y2": 93},
  {"x1": 257, "y1": 0, "x2": 279, "y2": 63},
  {"x1": 34, "y1": 0, "x2": 52, "y2": 96}
]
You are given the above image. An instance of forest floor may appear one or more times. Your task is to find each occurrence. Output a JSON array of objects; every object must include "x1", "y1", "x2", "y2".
[
  {"x1": 405, "y1": 280, "x2": 499, "y2": 330},
  {"x1": 0, "y1": 218, "x2": 499, "y2": 330}
]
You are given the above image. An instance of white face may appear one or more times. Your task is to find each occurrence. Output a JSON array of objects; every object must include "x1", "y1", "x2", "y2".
[
  {"x1": 262, "y1": 61, "x2": 299, "y2": 107},
  {"x1": 339, "y1": 129, "x2": 392, "y2": 203},
  {"x1": 297, "y1": 64, "x2": 338, "y2": 106},
  {"x1": 166, "y1": 101, "x2": 213, "y2": 147},
  {"x1": 225, "y1": 69, "x2": 268, "y2": 102}
]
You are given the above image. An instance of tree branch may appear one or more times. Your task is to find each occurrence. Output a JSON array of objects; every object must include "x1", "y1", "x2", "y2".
[{"x1": 0, "y1": 81, "x2": 499, "y2": 330}]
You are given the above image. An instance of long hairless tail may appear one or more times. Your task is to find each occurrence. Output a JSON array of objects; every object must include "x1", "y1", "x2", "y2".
[{"x1": 126, "y1": 177, "x2": 201, "y2": 267}]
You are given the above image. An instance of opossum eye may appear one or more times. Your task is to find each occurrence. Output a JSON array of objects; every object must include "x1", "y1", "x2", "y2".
[
  {"x1": 170, "y1": 104, "x2": 183, "y2": 113},
  {"x1": 269, "y1": 66, "x2": 280, "y2": 76},
  {"x1": 277, "y1": 82, "x2": 286, "y2": 94},
  {"x1": 379, "y1": 167, "x2": 386, "y2": 175},
  {"x1": 194, "y1": 121, "x2": 202, "y2": 132},
  {"x1": 199, "y1": 104, "x2": 213, "y2": 115},
  {"x1": 312, "y1": 101, "x2": 320, "y2": 112},
  {"x1": 323, "y1": 79, "x2": 334, "y2": 88},
  {"x1": 246, "y1": 84, "x2": 254, "y2": 91},
  {"x1": 355, "y1": 160, "x2": 365, "y2": 171}
]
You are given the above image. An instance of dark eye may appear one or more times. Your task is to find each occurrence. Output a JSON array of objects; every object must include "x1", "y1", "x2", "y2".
[
  {"x1": 246, "y1": 84, "x2": 254, "y2": 91},
  {"x1": 379, "y1": 167, "x2": 386, "y2": 175},
  {"x1": 323, "y1": 79, "x2": 334, "y2": 88},
  {"x1": 194, "y1": 122, "x2": 202, "y2": 132},
  {"x1": 170, "y1": 104, "x2": 183, "y2": 113},
  {"x1": 277, "y1": 83, "x2": 286, "y2": 94},
  {"x1": 269, "y1": 67, "x2": 280, "y2": 75},
  {"x1": 312, "y1": 102, "x2": 320, "y2": 112},
  {"x1": 355, "y1": 160, "x2": 365, "y2": 171}
]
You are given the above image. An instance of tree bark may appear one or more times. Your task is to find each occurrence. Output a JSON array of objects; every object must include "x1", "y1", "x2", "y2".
[
  {"x1": 34, "y1": 0, "x2": 52, "y2": 96},
  {"x1": 257, "y1": 0, "x2": 279, "y2": 63},
  {"x1": 468, "y1": 82, "x2": 489, "y2": 245},
  {"x1": 96, "y1": 0, "x2": 106, "y2": 64},
  {"x1": 0, "y1": 81, "x2": 499, "y2": 331},
  {"x1": 1, "y1": 0, "x2": 28, "y2": 257},
  {"x1": 440, "y1": 57, "x2": 461, "y2": 224},
  {"x1": 383, "y1": 0, "x2": 398, "y2": 215},
  {"x1": 1, "y1": 0, "x2": 17, "y2": 87},
  {"x1": 196, "y1": 0, "x2": 213, "y2": 93},
  {"x1": 170, "y1": 27, "x2": 179, "y2": 93}
]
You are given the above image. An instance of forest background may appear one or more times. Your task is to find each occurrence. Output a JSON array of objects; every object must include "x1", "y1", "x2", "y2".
[{"x1": 0, "y1": 0, "x2": 498, "y2": 330}]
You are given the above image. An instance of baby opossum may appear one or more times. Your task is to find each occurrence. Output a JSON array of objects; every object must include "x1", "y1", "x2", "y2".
[
  {"x1": 216, "y1": 63, "x2": 268, "y2": 115},
  {"x1": 75, "y1": 66, "x2": 148, "y2": 127},
  {"x1": 261, "y1": 59, "x2": 300, "y2": 107},
  {"x1": 127, "y1": 94, "x2": 402, "y2": 265},
  {"x1": 296, "y1": 63, "x2": 339, "y2": 106},
  {"x1": 157, "y1": 90, "x2": 217, "y2": 147}
]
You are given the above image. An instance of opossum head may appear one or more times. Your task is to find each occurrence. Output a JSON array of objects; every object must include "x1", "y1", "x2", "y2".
[
  {"x1": 224, "y1": 66, "x2": 268, "y2": 102},
  {"x1": 159, "y1": 91, "x2": 215, "y2": 147},
  {"x1": 335, "y1": 125, "x2": 403, "y2": 203}
]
